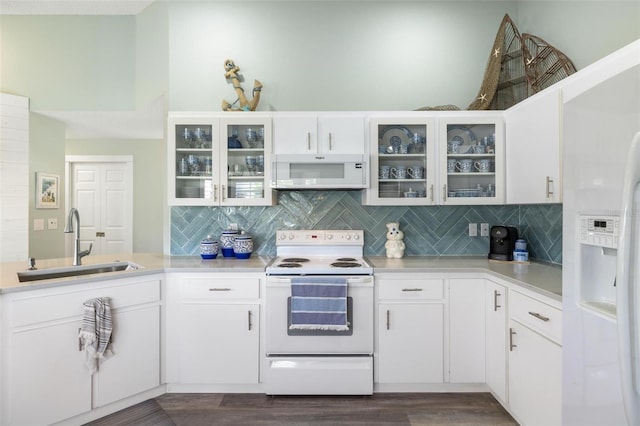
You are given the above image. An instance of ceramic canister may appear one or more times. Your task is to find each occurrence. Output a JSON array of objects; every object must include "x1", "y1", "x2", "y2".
[
  {"x1": 233, "y1": 233, "x2": 253, "y2": 259},
  {"x1": 220, "y1": 229, "x2": 239, "y2": 257},
  {"x1": 200, "y1": 235, "x2": 218, "y2": 259}
]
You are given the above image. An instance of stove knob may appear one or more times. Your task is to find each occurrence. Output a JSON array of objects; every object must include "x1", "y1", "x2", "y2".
[
  {"x1": 345, "y1": 234, "x2": 351, "y2": 240},
  {"x1": 353, "y1": 234, "x2": 360, "y2": 240},
  {"x1": 326, "y1": 234, "x2": 333, "y2": 240}
]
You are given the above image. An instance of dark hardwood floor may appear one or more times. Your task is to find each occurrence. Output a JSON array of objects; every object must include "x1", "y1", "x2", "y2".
[{"x1": 85, "y1": 393, "x2": 518, "y2": 425}]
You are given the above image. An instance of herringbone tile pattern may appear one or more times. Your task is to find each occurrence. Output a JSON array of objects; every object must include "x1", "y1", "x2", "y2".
[{"x1": 171, "y1": 191, "x2": 562, "y2": 263}]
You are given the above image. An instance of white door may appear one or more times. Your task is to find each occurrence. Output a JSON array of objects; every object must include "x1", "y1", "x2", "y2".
[{"x1": 67, "y1": 157, "x2": 133, "y2": 256}]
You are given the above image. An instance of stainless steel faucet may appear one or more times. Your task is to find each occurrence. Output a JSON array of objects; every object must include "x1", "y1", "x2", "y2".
[{"x1": 64, "y1": 208, "x2": 92, "y2": 266}]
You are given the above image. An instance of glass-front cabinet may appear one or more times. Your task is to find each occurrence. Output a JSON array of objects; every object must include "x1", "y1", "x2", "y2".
[
  {"x1": 168, "y1": 112, "x2": 273, "y2": 206},
  {"x1": 366, "y1": 115, "x2": 436, "y2": 205},
  {"x1": 438, "y1": 113, "x2": 504, "y2": 205}
]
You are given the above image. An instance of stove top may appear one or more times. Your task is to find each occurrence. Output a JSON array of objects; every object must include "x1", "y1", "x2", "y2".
[{"x1": 266, "y1": 230, "x2": 372, "y2": 275}]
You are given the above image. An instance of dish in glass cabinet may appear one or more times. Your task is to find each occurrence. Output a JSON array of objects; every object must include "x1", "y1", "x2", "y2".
[
  {"x1": 447, "y1": 126, "x2": 477, "y2": 153},
  {"x1": 380, "y1": 126, "x2": 413, "y2": 151}
]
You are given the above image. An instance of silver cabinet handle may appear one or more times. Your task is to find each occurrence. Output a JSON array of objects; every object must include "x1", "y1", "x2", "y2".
[
  {"x1": 509, "y1": 328, "x2": 517, "y2": 351},
  {"x1": 248, "y1": 310, "x2": 253, "y2": 331},
  {"x1": 402, "y1": 288, "x2": 423, "y2": 292},
  {"x1": 494, "y1": 290, "x2": 501, "y2": 311},
  {"x1": 328, "y1": 133, "x2": 333, "y2": 151},
  {"x1": 546, "y1": 176, "x2": 554, "y2": 198},
  {"x1": 529, "y1": 311, "x2": 550, "y2": 322},
  {"x1": 214, "y1": 184, "x2": 218, "y2": 201},
  {"x1": 429, "y1": 184, "x2": 434, "y2": 202},
  {"x1": 307, "y1": 132, "x2": 311, "y2": 151},
  {"x1": 443, "y1": 184, "x2": 447, "y2": 202},
  {"x1": 386, "y1": 309, "x2": 390, "y2": 330},
  {"x1": 222, "y1": 185, "x2": 226, "y2": 201},
  {"x1": 209, "y1": 288, "x2": 231, "y2": 291},
  {"x1": 78, "y1": 328, "x2": 82, "y2": 351}
]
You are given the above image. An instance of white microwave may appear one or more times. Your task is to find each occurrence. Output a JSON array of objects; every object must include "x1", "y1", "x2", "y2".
[{"x1": 271, "y1": 154, "x2": 367, "y2": 189}]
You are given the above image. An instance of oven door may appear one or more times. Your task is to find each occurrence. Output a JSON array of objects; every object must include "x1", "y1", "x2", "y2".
[{"x1": 265, "y1": 275, "x2": 374, "y2": 355}]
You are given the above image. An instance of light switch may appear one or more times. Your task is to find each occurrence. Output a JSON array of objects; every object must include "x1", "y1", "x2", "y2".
[
  {"x1": 48, "y1": 218, "x2": 58, "y2": 230},
  {"x1": 468, "y1": 223, "x2": 477, "y2": 237},
  {"x1": 34, "y1": 218, "x2": 45, "y2": 231}
]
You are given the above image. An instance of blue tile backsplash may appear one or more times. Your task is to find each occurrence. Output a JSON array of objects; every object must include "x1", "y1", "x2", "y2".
[{"x1": 171, "y1": 191, "x2": 562, "y2": 264}]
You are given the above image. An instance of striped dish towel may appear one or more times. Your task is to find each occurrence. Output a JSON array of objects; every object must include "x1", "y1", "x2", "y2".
[
  {"x1": 290, "y1": 277, "x2": 348, "y2": 331},
  {"x1": 79, "y1": 297, "x2": 113, "y2": 373}
]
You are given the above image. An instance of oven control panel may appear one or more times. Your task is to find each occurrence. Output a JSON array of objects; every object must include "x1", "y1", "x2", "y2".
[{"x1": 276, "y1": 230, "x2": 363, "y2": 245}]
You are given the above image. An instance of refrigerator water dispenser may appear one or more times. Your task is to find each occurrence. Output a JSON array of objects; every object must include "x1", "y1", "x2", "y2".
[{"x1": 578, "y1": 214, "x2": 620, "y2": 319}]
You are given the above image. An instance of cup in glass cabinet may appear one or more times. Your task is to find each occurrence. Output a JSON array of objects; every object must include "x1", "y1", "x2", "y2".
[
  {"x1": 447, "y1": 158, "x2": 457, "y2": 173},
  {"x1": 379, "y1": 165, "x2": 391, "y2": 179},
  {"x1": 474, "y1": 159, "x2": 492, "y2": 173},
  {"x1": 448, "y1": 140, "x2": 462, "y2": 154},
  {"x1": 408, "y1": 166, "x2": 424, "y2": 179},
  {"x1": 391, "y1": 166, "x2": 407, "y2": 179},
  {"x1": 455, "y1": 159, "x2": 473, "y2": 173},
  {"x1": 245, "y1": 156, "x2": 257, "y2": 174}
]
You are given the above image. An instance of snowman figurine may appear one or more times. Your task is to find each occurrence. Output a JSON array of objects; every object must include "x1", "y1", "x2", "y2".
[{"x1": 385, "y1": 222, "x2": 405, "y2": 258}]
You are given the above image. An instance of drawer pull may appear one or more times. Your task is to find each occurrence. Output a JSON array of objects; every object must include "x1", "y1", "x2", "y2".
[
  {"x1": 402, "y1": 288, "x2": 423, "y2": 292},
  {"x1": 528, "y1": 311, "x2": 550, "y2": 322},
  {"x1": 494, "y1": 290, "x2": 501, "y2": 311},
  {"x1": 386, "y1": 309, "x2": 390, "y2": 330},
  {"x1": 209, "y1": 288, "x2": 231, "y2": 292},
  {"x1": 78, "y1": 328, "x2": 82, "y2": 351},
  {"x1": 307, "y1": 132, "x2": 311, "y2": 151},
  {"x1": 509, "y1": 328, "x2": 517, "y2": 351},
  {"x1": 546, "y1": 176, "x2": 554, "y2": 198},
  {"x1": 248, "y1": 310, "x2": 253, "y2": 331}
]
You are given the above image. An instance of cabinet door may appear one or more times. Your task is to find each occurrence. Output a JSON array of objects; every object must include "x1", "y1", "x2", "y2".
[
  {"x1": 365, "y1": 115, "x2": 436, "y2": 206},
  {"x1": 505, "y1": 88, "x2": 561, "y2": 204},
  {"x1": 485, "y1": 281, "x2": 507, "y2": 403},
  {"x1": 377, "y1": 303, "x2": 444, "y2": 383},
  {"x1": 438, "y1": 113, "x2": 505, "y2": 204},
  {"x1": 508, "y1": 320, "x2": 562, "y2": 426},
  {"x1": 93, "y1": 305, "x2": 161, "y2": 407},
  {"x1": 168, "y1": 114, "x2": 218, "y2": 206},
  {"x1": 449, "y1": 279, "x2": 485, "y2": 383},
  {"x1": 220, "y1": 115, "x2": 274, "y2": 206},
  {"x1": 273, "y1": 114, "x2": 317, "y2": 154},
  {"x1": 178, "y1": 303, "x2": 259, "y2": 384},
  {"x1": 318, "y1": 114, "x2": 365, "y2": 154},
  {"x1": 9, "y1": 319, "x2": 91, "y2": 426}
]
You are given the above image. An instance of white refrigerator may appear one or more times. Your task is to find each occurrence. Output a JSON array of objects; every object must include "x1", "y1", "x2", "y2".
[{"x1": 562, "y1": 39, "x2": 640, "y2": 425}]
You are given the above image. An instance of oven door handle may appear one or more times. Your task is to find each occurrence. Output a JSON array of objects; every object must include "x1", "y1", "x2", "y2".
[{"x1": 267, "y1": 277, "x2": 373, "y2": 285}]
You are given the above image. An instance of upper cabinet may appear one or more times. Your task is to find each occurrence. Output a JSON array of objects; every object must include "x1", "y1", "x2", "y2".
[
  {"x1": 168, "y1": 112, "x2": 274, "y2": 206},
  {"x1": 272, "y1": 112, "x2": 366, "y2": 155},
  {"x1": 364, "y1": 111, "x2": 504, "y2": 205},
  {"x1": 438, "y1": 113, "x2": 505, "y2": 205},
  {"x1": 365, "y1": 114, "x2": 436, "y2": 205},
  {"x1": 504, "y1": 88, "x2": 562, "y2": 204}
]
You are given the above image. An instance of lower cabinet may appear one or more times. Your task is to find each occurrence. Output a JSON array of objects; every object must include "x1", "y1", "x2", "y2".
[
  {"x1": 484, "y1": 280, "x2": 508, "y2": 404},
  {"x1": 507, "y1": 289, "x2": 562, "y2": 426},
  {"x1": 166, "y1": 273, "x2": 261, "y2": 387},
  {"x1": 375, "y1": 274, "x2": 445, "y2": 384},
  {"x1": 1, "y1": 275, "x2": 162, "y2": 426}
]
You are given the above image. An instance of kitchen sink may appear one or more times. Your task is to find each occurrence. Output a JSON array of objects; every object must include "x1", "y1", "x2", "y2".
[{"x1": 17, "y1": 261, "x2": 142, "y2": 282}]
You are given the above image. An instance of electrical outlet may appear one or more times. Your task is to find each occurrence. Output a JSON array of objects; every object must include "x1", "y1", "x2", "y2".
[
  {"x1": 480, "y1": 223, "x2": 489, "y2": 237},
  {"x1": 47, "y1": 218, "x2": 58, "y2": 230},
  {"x1": 33, "y1": 218, "x2": 45, "y2": 231},
  {"x1": 468, "y1": 223, "x2": 477, "y2": 237}
]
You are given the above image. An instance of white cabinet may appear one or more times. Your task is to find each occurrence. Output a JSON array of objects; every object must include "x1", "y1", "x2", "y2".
[
  {"x1": 1, "y1": 275, "x2": 162, "y2": 426},
  {"x1": 438, "y1": 113, "x2": 505, "y2": 204},
  {"x1": 272, "y1": 112, "x2": 366, "y2": 155},
  {"x1": 448, "y1": 278, "x2": 485, "y2": 383},
  {"x1": 485, "y1": 280, "x2": 507, "y2": 404},
  {"x1": 508, "y1": 289, "x2": 562, "y2": 426},
  {"x1": 504, "y1": 88, "x2": 562, "y2": 203},
  {"x1": 365, "y1": 114, "x2": 437, "y2": 205},
  {"x1": 165, "y1": 273, "x2": 261, "y2": 387},
  {"x1": 168, "y1": 112, "x2": 274, "y2": 206},
  {"x1": 375, "y1": 275, "x2": 445, "y2": 384}
]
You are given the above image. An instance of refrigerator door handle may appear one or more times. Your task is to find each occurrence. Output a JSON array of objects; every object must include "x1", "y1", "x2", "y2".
[{"x1": 617, "y1": 131, "x2": 640, "y2": 425}]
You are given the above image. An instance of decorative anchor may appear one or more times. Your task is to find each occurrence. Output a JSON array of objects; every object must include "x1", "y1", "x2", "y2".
[{"x1": 222, "y1": 59, "x2": 263, "y2": 111}]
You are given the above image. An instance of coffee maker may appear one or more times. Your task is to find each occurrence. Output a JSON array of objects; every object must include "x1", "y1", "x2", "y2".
[{"x1": 488, "y1": 226, "x2": 519, "y2": 261}]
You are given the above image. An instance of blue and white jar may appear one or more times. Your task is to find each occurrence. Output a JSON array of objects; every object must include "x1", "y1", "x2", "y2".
[
  {"x1": 200, "y1": 235, "x2": 218, "y2": 259},
  {"x1": 233, "y1": 233, "x2": 253, "y2": 259},
  {"x1": 220, "y1": 229, "x2": 239, "y2": 257}
]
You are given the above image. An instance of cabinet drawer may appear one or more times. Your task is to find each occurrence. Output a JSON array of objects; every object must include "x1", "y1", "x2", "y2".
[
  {"x1": 510, "y1": 290, "x2": 562, "y2": 343},
  {"x1": 180, "y1": 276, "x2": 260, "y2": 300},
  {"x1": 377, "y1": 278, "x2": 444, "y2": 300},
  {"x1": 11, "y1": 278, "x2": 161, "y2": 327}
]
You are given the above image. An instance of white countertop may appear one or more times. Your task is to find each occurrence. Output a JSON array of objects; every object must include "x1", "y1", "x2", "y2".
[{"x1": 1, "y1": 253, "x2": 561, "y2": 301}]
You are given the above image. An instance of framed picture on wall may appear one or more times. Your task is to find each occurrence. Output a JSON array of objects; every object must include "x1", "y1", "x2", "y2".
[{"x1": 36, "y1": 172, "x2": 59, "y2": 209}]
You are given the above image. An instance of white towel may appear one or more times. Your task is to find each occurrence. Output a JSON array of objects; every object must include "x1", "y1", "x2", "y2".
[{"x1": 79, "y1": 297, "x2": 113, "y2": 373}]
